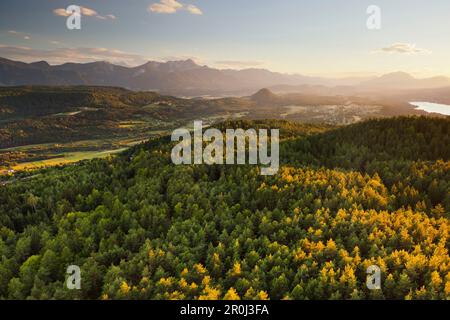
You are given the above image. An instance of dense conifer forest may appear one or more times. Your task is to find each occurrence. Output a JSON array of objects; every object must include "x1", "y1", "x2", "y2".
[{"x1": 0, "y1": 117, "x2": 449, "y2": 300}]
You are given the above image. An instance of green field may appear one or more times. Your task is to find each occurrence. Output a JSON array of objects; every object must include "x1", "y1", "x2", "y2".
[{"x1": 11, "y1": 148, "x2": 127, "y2": 171}]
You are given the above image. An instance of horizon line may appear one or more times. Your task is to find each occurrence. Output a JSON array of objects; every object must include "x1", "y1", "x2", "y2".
[{"x1": 1, "y1": 55, "x2": 448, "y2": 80}]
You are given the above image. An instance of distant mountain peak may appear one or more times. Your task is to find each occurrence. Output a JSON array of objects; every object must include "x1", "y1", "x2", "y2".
[
  {"x1": 380, "y1": 71, "x2": 415, "y2": 80},
  {"x1": 184, "y1": 58, "x2": 197, "y2": 65},
  {"x1": 360, "y1": 71, "x2": 450, "y2": 90},
  {"x1": 253, "y1": 88, "x2": 275, "y2": 95},
  {"x1": 30, "y1": 61, "x2": 50, "y2": 68},
  {"x1": 137, "y1": 59, "x2": 201, "y2": 73},
  {"x1": 166, "y1": 59, "x2": 200, "y2": 70},
  {"x1": 251, "y1": 88, "x2": 279, "y2": 103}
]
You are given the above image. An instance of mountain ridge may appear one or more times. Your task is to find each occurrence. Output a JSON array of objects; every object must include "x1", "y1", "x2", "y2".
[{"x1": 1, "y1": 57, "x2": 450, "y2": 96}]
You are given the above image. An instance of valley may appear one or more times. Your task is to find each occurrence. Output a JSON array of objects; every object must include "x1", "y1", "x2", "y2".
[{"x1": 1, "y1": 85, "x2": 447, "y2": 174}]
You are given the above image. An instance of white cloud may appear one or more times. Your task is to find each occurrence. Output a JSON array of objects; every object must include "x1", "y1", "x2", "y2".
[
  {"x1": 53, "y1": 6, "x2": 97, "y2": 17},
  {"x1": 148, "y1": 0, "x2": 203, "y2": 15},
  {"x1": 53, "y1": 6, "x2": 116, "y2": 20},
  {"x1": 149, "y1": 0, "x2": 183, "y2": 14},
  {"x1": 215, "y1": 60, "x2": 265, "y2": 69},
  {"x1": 6, "y1": 30, "x2": 31, "y2": 41},
  {"x1": 53, "y1": 8, "x2": 70, "y2": 17},
  {"x1": 80, "y1": 7, "x2": 98, "y2": 16},
  {"x1": 375, "y1": 43, "x2": 432, "y2": 55},
  {"x1": 186, "y1": 5, "x2": 203, "y2": 15},
  {"x1": 95, "y1": 14, "x2": 117, "y2": 20}
]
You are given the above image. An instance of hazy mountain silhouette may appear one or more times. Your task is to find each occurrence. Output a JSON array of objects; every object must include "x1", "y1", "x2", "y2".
[
  {"x1": 1, "y1": 57, "x2": 450, "y2": 96},
  {"x1": 360, "y1": 71, "x2": 450, "y2": 90}
]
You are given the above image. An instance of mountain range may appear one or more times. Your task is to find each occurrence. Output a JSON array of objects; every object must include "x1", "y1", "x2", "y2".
[{"x1": 1, "y1": 57, "x2": 450, "y2": 97}]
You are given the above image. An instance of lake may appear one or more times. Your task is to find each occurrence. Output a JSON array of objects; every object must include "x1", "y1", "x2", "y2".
[{"x1": 410, "y1": 102, "x2": 450, "y2": 116}]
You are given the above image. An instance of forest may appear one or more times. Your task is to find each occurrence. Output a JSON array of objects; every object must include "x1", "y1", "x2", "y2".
[{"x1": 0, "y1": 116, "x2": 449, "y2": 300}]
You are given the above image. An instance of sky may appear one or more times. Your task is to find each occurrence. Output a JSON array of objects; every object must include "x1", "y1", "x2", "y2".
[{"x1": 0, "y1": 0, "x2": 449, "y2": 78}]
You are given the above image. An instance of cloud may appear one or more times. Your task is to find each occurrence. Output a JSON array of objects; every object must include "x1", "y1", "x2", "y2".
[
  {"x1": 215, "y1": 60, "x2": 265, "y2": 69},
  {"x1": 148, "y1": 0, "x2": 203, "y2": 15},
  {"x1": 53, "y1": 6, "x2": 116, "y2": 20},
  {"x1": 95, "y1": 14, "x2": 117, "y2": 20},
  {"x1": 375, "y1": 43, "x2": 432, "y2": 55},
  {"x1": 80, "y1": 7, "x2": 98, "y2": 16},
  {"x1": 185, "y1": 5, "x2": 203, "y2": 15},
  {"x1": 149, "y1": 0, "x2": 183, "y2": 14},
  {"x1": 53, "y1": 6, "x2": 97, "y2": 17},
  {"x1": 7, "y1": 30, "x2": 31, "y2": 41},
  {"x1": 53, "y1": 8, "x2": 70, "y2": 17},
  {"x1": 0, "y1": 44, "x2": 153, "y2": 66}
]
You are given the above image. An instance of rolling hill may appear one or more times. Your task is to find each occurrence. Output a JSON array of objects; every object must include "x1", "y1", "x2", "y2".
[{"x1": 0, "y1": 85, "x2": 441, "y2": 153}]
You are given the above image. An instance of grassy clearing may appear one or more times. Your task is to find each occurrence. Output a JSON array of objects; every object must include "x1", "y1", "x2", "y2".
[
  {"x1": 12, "y1": 149, "x2": 126, "y2": 171},
  {"x1": 1, "y1": 124, "x2": 175, "y2": 174}
]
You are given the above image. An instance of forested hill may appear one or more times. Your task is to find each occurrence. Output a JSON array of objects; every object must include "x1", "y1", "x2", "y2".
[
  {"x1": 0, "y1": 117, "x2": 449, "y2": 300},
  {"x1": 0, "y1": 86, "x2": 162, "y2": 118},
  {"x1": 283, "y1": 116, "x2": 450, "y2": 167}
]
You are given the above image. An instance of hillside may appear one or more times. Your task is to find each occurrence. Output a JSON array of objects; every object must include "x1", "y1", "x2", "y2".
[
  {"x1": 1, "y1": 85, "x2": 445, "y2": 173},
  {"x1": 0, "y1": 85, "x2": 427, "y2": 150},
  {"x1": 0, "y1": 117, "x2": 448, "y2": 300},
  {"x1": 284, "y1": 117, "x2": 450, "y2": 167},
  {"x1": 0, "y1": 86, "x2": 223, "y2": 149},
  {"x1": 0, "y1": 86, "x2": 162, "y2": 119},
  {"x1": 250, "y1": 88, "x2": 281, "y2": 105}
]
